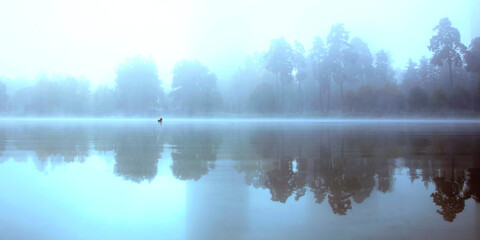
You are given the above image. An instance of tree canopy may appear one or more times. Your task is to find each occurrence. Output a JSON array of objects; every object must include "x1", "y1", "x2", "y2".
[
  {"x1": 171, "y1": 60, "x2": 221, "y2": 115},
  {"x1": 327, "y1": 24, "x2": 356, "y2": 112},
  {"x1": 428, "y1": 18, "x2": 466, "y2": 86},
  {"x1": 265, "y1": 37, "x2": 294, "y2": 85},
  {"x1": 0, "y1": 82, "x2": 7, "y2": 112},
  {"x1": 465, "y1": 37, "x2": 480, "y2": 75},
  {"x1": 115, "y1": 56, "x2": 162, "y2": 115}
]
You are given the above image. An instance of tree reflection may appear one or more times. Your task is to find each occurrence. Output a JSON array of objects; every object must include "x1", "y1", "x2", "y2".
[
  {"x1": 326, "y1": 168, "x2": 360, "y2": 215},
  {"x1": 239, "y1": 124, "x2": 479, "y2": 218},
  {"x1": 0, "y1": 122, "x2": 166, "y2": 183},
  {"x1": 8, "y1": 123, "x2": 90, "y2": 171},
  {"x1": 0, "y1": 127, "x2": 6, "y2": 163},
  {"x1": 113, "y1": 126, "x2": 163, "y2": 183},
  {"x1": 170, "y1": 126, "x2": 221, "y2": 181},
  {"x1": 265, "y1": 157, "x2": 296, "y2": 203},
  {"x1": 465, "y1": 169, "x2": 480, "y2": 202},
  {"x1": 431, "y1": 176, "x2": 467, "y2": 222},
  {"x1": 292, "y1": 153, "x2": 308, "y2": 201},
  {"x1": 247, "y1": 129, "x2": 311, "y2": 203},
  {"x1": 1, "y1": 121, "x2": 479, "y2": 221},
  {"x1": 310, "y1": 145, "x2": 330, "y2": 204},
  {"x1": 242, "y1": 126, "x2": 395, "y2": 215},
  {"x1": 429, "y1": 156, "x2": 476, "y2": 222},
  {"x1": 404, "y1": 133, "x2": 480, "y2": 222}
]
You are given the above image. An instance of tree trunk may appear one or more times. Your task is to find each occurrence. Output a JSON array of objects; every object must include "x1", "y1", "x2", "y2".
[
  {"x1": 298, "y1": 81, "x2": 302, "y2": 113},
  {"x1": 276, "y1": 73, "x2": 280, "y2": 113},
  {"x1": 472, "y1": 75, "x2": 476, "y2": 112},
  {"x1": 476, "y1": 73, "x2": 480, "y2": 112},
  {"x1": 450, "y1": 155, "x2": 455, "y2": 182},
  {"x1": 327, "y1": 75, "x2": 331, "y2": 114},
  {"x1": 478, "y1": 74, "x2": 480, "y2": 111},
  {"x1": 318, "y1": 79, "x2": 324, "y2": 113},
  {"x1": 340, "y1": 80, "x2": 344, "y2": 114},
  {"x1": 448, "y1": 59, "x2": 453, "y2": 88},
  {"x1": 281, "y1": 83, "x2": 285, "y2": 113}
]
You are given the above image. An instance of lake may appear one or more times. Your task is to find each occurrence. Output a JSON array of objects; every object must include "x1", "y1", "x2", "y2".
[{"x1": 0, "y1": 119, "x2": 479, "y2": 240}]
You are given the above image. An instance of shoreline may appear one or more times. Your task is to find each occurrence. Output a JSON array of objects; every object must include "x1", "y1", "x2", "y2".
[{"x1": 1, "y1": 117, "x2": 480, "y2": 123}]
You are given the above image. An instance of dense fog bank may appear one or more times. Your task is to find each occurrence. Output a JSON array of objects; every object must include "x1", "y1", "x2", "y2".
[{"x1": 1, "y1": 18, "x2": 479, "y2": 118}]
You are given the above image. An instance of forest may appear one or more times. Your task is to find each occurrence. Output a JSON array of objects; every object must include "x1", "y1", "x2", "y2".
[{"x1": 0, "y1": 17, "x2": 479, "y2": 117}]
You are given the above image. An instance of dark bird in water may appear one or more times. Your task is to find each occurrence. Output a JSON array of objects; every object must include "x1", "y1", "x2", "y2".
[{"x1": 158, "y1": 117, "x2": 163, "y2": 123}]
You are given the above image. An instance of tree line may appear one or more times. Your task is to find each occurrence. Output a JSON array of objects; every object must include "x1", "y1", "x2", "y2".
[{"x1": 0, "y1": 17, "x2": 479, "y2": 117}]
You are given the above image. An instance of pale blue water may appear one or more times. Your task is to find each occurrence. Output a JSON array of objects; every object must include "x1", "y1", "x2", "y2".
[{"x1": 0, "y1": 120, "x2": 479, "y2": 239}]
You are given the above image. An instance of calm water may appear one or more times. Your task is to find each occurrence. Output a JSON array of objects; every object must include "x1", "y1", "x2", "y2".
[{"x1": 0, "y1": 120, "x2": 479, "y2": 240}]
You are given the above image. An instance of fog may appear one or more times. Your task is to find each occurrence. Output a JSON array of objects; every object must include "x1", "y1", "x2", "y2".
[{"x1": 0, "y1": 0, "x2": 480, "y2": 117}]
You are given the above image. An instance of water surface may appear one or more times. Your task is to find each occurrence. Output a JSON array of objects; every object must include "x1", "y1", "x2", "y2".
[{"x1": 0, "y1": 120, "x2": 479, "y2": 239}]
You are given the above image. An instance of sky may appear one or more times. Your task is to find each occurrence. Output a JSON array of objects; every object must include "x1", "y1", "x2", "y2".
[{"x1": 0, "y1": 0, "x2": 479, "y2": 90}]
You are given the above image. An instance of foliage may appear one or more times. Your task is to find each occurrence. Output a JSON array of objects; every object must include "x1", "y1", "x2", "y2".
[
  {"x1": 377, "y1": 82, "x2": 405, "y2": 113},
  {"x1": 309, "y1": 37, "x2": 328, "y2": 86},
  {"x1": 327, "y1": 24, "x2": 355, "y2": 82},
  {"x1": 293, "y1": 40, "x2": 307, "y2": 84},
  {"x1": 465, "y1": 38, "x2": 480, "y2": 111},
  {"x1": 115, "y1": 56, "x2": 162, "y2": 115},
  {"x1": 327, "y1": 24, "x2": 356, "y2": 112},
  {"x1": 309, "y1": 37, "x2": 329, "y2": 113},
  {"x1": 293, "y1": 40, "x2": 308, "y2": 111},
  {"x1": 431, "y1": 87, "x2": 448, "y2": 111},
  {"x1": 0, "y1": 81, "x2": 7, "y2": 112},
  {"x1": 465, "y1": 38, "x2": 480, "y2": 74},
  {"x1": 417, "y1": 56, "x2": 438, "y2": 89},
  {"x1": 93, "y1": 86, "x2": 117, "y2": 116},
  {"x1": 375, "y1": 50, "x2": 394, "y2": 83},
  {"x1": 231, "y1": 53, "x2": 271, "y2": 113},
  {"x1": 349, "y1": 38, "x2": 374, "y2": 85},
  {"x1": 171, "y1": 60, "x2": 222, "y2": 115},
  {"x1": 8, "y1": 76, "x2": 91, "y2": 116},
  {"x1": 248, "y1": 82, "x2": 276, "y2": 113},
  {"x1": 345, "y1": 85, "x2": 376, "y2": 113},
  {"x1": 429, "y1": 18, "x2": 466, "y2": 67},
  {"x1": 408, "y1": 86, "x2": 429, "y2": 112},
  {"x1": 428, "y1": 18, "x2": 466, "y2": 86},
  {"x1": 57, "y1": 77, "x2": 91, "y2": 115},
  {"x1": 448, "y1": 85, "x2": 471, "y2": 110},
  {"x1": 402, "y1": 59, "x2": 420, "y2": 90},
  {"x1": 265, "y1": 37, "x2": 294, "y2": 85},
  {"x1": 265, "y1": 37, "x2": 295, "y2": 113},
  {"x1": 345, "y1": 83, "x2": 405, "y2": 114}
]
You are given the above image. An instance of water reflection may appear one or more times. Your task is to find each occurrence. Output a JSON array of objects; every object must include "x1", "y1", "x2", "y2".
[
  {"x1": 0, "y1": 121, "x2": 479, "y2": 223},
  {"x1": 243, "y1": 127, "x2": 397, "y2": 215},
  {"x1": 111, "y1": 126, "x2": 163, "y2": 183},
  {"x1": 170, "y1": 125, "x2": 221, "y2": 180},
  {"x1": 0, "y1": 127, "x2": 5, "y2": 158},
  {"x1": 9, "y1": 123, "x2": 90, "y2": 170}
]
